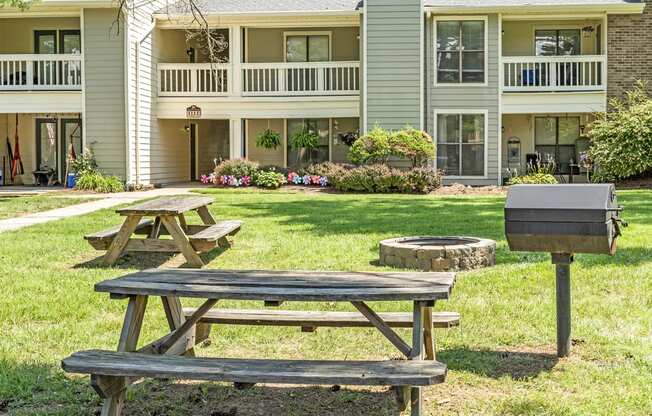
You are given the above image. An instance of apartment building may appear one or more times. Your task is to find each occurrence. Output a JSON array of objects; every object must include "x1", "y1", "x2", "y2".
[{"x1": 0, "y1": 0, "x2": 647, "y2": 186}]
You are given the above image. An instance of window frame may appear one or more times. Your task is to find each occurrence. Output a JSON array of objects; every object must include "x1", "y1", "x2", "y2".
[
  {"x1": 285, "y1": 117, "x2": 332, "y2": 168},
  {"x1": 282, "y1": 31, "x2": 333, "y2": 63},
  {"x1": 532, "y1": 24, "x2": 584, "y2": 56},
  {"x1": 433, "y1": 15, "x2": 489, "y2": 87},
  {"x1": 434, "y1": 109, "x2": 489, "y2": 179}
]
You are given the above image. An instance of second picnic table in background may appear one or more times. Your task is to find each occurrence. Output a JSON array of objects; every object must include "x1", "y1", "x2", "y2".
[{"x1": 85, "y1": 196, "x2": 242, "y2": 267}]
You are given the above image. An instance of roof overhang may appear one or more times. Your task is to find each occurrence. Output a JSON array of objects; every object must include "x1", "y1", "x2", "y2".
[
  {"x1": 153, "y1": 11, "x2": 361, "y2": 28},
  {"x1": 424, "y1": 3, "x2": 645, "y2": 15}
]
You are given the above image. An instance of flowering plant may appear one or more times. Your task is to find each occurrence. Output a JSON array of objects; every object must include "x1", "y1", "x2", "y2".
[{"x1": 200, "y1": 173, "x2": 215, "y2": 184}]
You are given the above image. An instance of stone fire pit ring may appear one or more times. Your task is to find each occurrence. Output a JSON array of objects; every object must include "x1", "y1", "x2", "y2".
[{"x1": 379, "y1": 236, "x2": 496, "y2": 272}]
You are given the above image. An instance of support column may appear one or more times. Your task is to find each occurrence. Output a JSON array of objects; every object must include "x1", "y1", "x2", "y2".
[
  {"x1": 552, "y1": 253, "x2": 573, "y2": 358},
  {"x1": 229, "y1": 118, "x2": 243, "y2": 159},
  {"x1": 231, "y1": 25, "x2": 242, "y2": 97}
]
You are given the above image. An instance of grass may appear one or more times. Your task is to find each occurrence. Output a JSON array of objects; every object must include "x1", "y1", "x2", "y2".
[
  {"x1": 0, "y1": 194, "x2": 93, "y2": 220},
  {"x1": 0, "y1": 188, "x2": 650, "y2": 415}
]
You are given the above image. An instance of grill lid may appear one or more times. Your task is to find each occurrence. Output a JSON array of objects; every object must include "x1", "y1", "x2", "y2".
[{"x1": 505, "y1": 184, "x2": 619, "y2": 223}]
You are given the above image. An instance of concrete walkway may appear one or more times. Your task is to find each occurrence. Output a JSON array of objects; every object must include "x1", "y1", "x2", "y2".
[{"x1": 0, "y1": 186, "x2": 196, "y2": 234}]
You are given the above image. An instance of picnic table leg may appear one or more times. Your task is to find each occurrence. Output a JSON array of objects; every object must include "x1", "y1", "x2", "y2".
[
  {"x1": 423, "y1": 305, "x2": 435, "y2": 360},
  {"x1": 97, "y1": 295, "x2": 148, "y2": 416},
  {"x1": 410, "y1": 301, "x2": 425, "y2": 416},
  {"x1": 159, "y1": 215, "x2": 204, "y2": 268},
  {"x1": 103, "y1": 215, "x2": 143, "y2": 266},
  {"x1": 161, "y1": 296, "x2": 197, "y2": 357},
  {"x1": 196, "y1": 205, "x2": 217, "y2": 225},
  {"x1": 148, "y1": 217, "x2": 162, "y2": 239}
]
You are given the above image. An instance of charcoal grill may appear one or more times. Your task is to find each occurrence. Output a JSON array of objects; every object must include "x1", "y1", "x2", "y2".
[{"x1": 504, "y1": 184, "x2": 626, "y2": 357}]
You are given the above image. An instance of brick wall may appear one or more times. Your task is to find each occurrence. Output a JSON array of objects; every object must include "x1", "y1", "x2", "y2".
[{"x1": 607, "y1": 0, "x2": 652, "y2": 101}]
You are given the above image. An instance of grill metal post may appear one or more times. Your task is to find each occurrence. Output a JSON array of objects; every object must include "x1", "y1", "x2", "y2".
[{"x1": 552, "y1": 253, "x2": 574, "y2": 357}]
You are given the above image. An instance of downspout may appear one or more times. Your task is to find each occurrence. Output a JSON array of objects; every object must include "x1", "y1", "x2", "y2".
[{"x1": 134, "y1": 21, "x2": 156, "y2": 186}]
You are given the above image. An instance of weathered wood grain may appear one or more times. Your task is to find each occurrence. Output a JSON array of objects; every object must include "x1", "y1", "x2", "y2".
[
  {"x1": 95, "y1": 269, "x2": 455, "y2": 302},
  {"x1": 182, "y1": 308, "x2": 460, "y2": 329},
  {"x1": 102, "y1": 215, "x2": 144, "y2": 266},
  {"x1": 62, "y1": 350, "x2": 448, "y2": 386},
  {"x1": 116, "y1": 197, "x2": 214, "y2": 216},
  {"x1": 188, "y1": 221, "x2": 242, "y2": 252},
  {"x1": 159, "y1": 216, "x2": 204, "y2": 268},
  {"x1": 196, "y1": 205, "x2": 216, "y2": 225}
]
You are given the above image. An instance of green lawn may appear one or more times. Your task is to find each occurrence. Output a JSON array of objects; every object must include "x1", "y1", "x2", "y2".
[
  {"x1": 0, "y1": 194, "x2": 93, "y2": 220},
  {"x1": 0, "y1": 188, "x2": 650, "y2": 415}
]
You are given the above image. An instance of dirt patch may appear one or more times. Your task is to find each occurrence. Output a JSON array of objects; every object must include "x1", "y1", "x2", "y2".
[
  {"x1": 616, "y1": 177, "x2": 652, "y2": 190},
  {"x1": 434, "y1": 183, "x2": 507, "y2": 196}
]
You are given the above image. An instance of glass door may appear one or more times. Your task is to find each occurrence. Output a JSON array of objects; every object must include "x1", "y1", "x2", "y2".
[
  {"x1": 535, "y1": 117, "x2": 580, "y2": 174},
  {"x1": 36, "y1": 119, "x2": 59, "y2": 177},
  {"x1": 59, "y1": 30, "x2": 82, "y2": 86},
  {"x1": 535, "y1": 29, "x2": 581, "y2": 87},
  {"x1": 285, "y1": 34, "x2": 330, "y2": 92},
  {"x1": 34, "y1": 31, "x2": 57, "y2": 87},
  {"x1": 60, "y1": 119, "x2": 82, "y2": 177}
]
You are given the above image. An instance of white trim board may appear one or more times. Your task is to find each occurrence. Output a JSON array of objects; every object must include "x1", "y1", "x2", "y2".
[
  {"x1": 433, "y1": 108, "x2": 489, "y2": 180},
  {"x1": 432, "y1": 15, "x2": 489, "y2": 88}
]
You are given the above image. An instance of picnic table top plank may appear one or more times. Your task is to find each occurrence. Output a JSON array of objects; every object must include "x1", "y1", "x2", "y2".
[
  {"x1": 95, "y1": 268, "x2": 455, "y2": 302},
  {"x1": 62, "y1": 349, "x2": 448, "y2": 386},
  {"x1": 116, "y1": 196, "x2": 214, "y2": 216}
]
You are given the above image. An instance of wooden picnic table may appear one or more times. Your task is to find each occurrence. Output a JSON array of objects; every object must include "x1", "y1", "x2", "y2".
[
  {"x1": 85, "y1": 196, "x2": 242, "y2": 268},
  {"x1": 62, "y1": 268, "x2": 456, "y2": 416}
]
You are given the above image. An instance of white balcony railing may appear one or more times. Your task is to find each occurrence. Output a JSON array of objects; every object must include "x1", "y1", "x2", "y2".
[
  {"x1": 158, "y1": 63, "x2": 230, "y2": 96},
  {"x1": 0, "y1": 54, "x2": 82, "y2": 91},
  {"x1": 502, "y1": 55, "x2": 606, "y2": 92},
  {"x1": 242, "y1": 61, "x2": 360, "y2": 96}
]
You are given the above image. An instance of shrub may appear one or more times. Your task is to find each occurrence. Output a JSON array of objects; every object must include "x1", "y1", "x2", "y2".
[
  {"x1": 508, "y1": 173, "x2": 558, "y2": 185},
  {"x1": 348, "y1": 126, "x2": 392, "y2": 165},
  {"x1": 402, "y1": 167, "x2": 443, "y2": 193},
  {"x1": 588, "y1": 81, "x2": 652, "y2": 181},
  {"x1": 389, "y1": 128, "x2": 435, "y2": 167},
  {"x1": 75, "y1": 171, "x2": 124, "y2": 193},
  {"x1": 214, "y1": 159, "x2": 259, "y2": 178},
  {"x1": 255, "y1": 129, "x2": 282, "y2": 150},
  {"x1": 69, "y1": 149, "x2": 98, "y2": 175},
  {"x1": 254, "y1": 169, "x2": 286, "y2": 189},
  {"x1": 331, "y1": 164, "x2": 442, "y2": 194},
  {"x1": 302, "y1": 162, "x2": 350, "y2": 178}
]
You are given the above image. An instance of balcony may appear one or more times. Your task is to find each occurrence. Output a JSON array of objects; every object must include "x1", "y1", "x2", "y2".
[
  {"x1": 502, "y1": 55, "x2": 606, "y2": 93},
  {"x1": 157, "y1": 61, "x2": 360, "y2": 98},
  {"x1": 0, "y1": 54, "x2": 82, "y2": 91}
]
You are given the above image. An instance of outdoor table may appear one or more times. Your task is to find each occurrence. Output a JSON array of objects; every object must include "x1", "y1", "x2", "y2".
[
  {"x1": 62, "y1": 268, "x2": 456, "y2": 416},
  {"x1": 85, "y1": 196, "x2": 241, "y2": 268}
]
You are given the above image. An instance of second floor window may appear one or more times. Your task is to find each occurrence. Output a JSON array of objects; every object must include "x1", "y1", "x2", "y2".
[
  {"x1": 285, "y1": 34, "x2": 330, "y2": 62},
  {"x1": 436, "y1": 20, "x2": 485, "y2": 84}
]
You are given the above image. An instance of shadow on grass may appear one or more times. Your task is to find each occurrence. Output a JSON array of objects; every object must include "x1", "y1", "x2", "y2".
[
  {"x1": 438, "y1": 347, "x2": 558, "y2": 381},
  {"x1": 74, "y1": 247, "x2": 228, "y2": 270}
]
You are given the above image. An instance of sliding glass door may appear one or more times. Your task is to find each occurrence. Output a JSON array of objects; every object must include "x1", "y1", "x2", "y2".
[{"x1": 534, "y1": 117, "x2": 580, "y2": 174}]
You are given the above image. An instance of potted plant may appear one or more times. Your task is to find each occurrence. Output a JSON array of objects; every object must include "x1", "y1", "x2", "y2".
[
  {"x1": 290, "y1": 128, "x2": 319, "y2": 165},
  {"x1": 255, "y1": 129, "x2": 282, "y2": 150}
]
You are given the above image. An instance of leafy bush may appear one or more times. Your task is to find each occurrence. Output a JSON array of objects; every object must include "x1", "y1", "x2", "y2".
[
  {"x1": 331, "y1": 164, "x2": 442, "y2": 194},
  {"x1": 290, "y1": 128, "x2": 319, "y2": 150},
  {"x1": 402, "y1": 167, "x2": 443, "y2": 193},
  {"x1": 302, "y1": 162, "x2": 351, "y2": 178},
  {"x1": 348, "y1": 126, "x2": 392, "y2": 165},
  {"x1": 588, "y1": 81, "x2": 652, "y2": 181},
  {"x1": 254, "y1": 170, "x2": 286, "y2": 189},
  {"x1": 389, "y1": 128, "x2": 435, "y2": 167},
  {"x1": 214, "y1": 159, "x2": 259, "y2": 178},
  {"x1": 75, "y1": 171, "x2": 124, "y2": 193},
  {"x1": 255, "y1": 129, "x2": 282, "y2": 150},
  {"x1": 69, "y1": 149, "x2": 98, "y2": 175},
  {"x1": 508, "y1": 173, "x2": 558, "y2": 185}
]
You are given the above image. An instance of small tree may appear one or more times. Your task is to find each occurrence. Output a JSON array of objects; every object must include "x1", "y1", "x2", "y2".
[
  {"x1": 588, "y1": 81, "x2": 652, "y2": 182},
  {"x1": 389, "y1": 127, "x2": 435, "y2": 167},
  {"x1": 348, "y1": 126, "x2": 391, "y2": 165}
]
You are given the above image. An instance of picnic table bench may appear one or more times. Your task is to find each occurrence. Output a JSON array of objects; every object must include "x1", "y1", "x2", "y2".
[
  {"x1": 84, "y1": 196, "x2": 241, "y2": 267},
  {"x1": 62, "y1": 268, "x2": 456, "y2": 416}
]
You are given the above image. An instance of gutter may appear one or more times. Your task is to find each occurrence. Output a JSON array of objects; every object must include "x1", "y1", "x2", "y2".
[
  {"x1": 134, "y1": 21, "x2": 156, "y2": 186},
  {"x1": 423, "y1": 4, "x2": 646, "y2": 15}
]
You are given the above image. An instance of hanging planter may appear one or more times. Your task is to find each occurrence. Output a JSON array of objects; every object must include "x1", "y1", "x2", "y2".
[
  {"x1": 290, "y1": 128, "x2": 318, "y2": 150},
  {"x1": 255, "y1": 128, "x2": 282, "y2": 150},
  {"x1": 340, "y1": 132, "x2": 359, "y2": 147}
]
